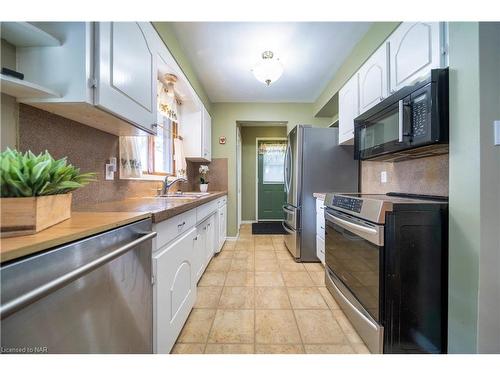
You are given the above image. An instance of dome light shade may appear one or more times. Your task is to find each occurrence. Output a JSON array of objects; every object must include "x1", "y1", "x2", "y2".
[{"x1": 252, "y1": 51, "x2": 284, "y2": 86}]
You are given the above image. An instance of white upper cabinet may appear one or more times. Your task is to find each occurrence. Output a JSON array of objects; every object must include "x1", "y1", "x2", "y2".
[
  {"x1": 358, "y1": 42, "x2": 389, "y2": 113},
  {"x1": 388, "y1": 22, "x2": 445, "y2": 93},
  {"x1": 183, "y1": 97, "x2": 212, "y2": 162},
  {"x1": 15, "y1": 22, "x2": 159, "y2": 135},
  {"x1": 95, "y1": 22, "x2": 156, "y2": 133},
  {"x1": 338, "y1": 73, "x2": 359, "y2": 145},
  {"x1": 202, "y1": 107, "x2": 212, "y2": 161}
]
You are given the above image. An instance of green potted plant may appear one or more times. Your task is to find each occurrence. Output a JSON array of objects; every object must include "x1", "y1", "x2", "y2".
[
  {"x1": 199, "y1": 165, "x2": 209, "y2": 192},
  {"x1": 0, "y1": 148, "x2": 95, "y2": 237}
]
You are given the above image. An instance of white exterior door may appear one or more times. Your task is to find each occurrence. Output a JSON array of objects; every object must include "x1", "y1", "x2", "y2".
[
  {"x1": 338, "y1": 73, "x2": 359, "y2": 145},
  {"x1": 358, "y1": 42, "x2": 389, "y2": 114},
  {"x1": 95, "y1": 22, "x2": 156, "y2": 133},
  {"x1": 153, "y1": 228, "x2": 197, "y2": 354},
  {"x1": 388, "y1": 22, "x2": 443, "y2": 93}
]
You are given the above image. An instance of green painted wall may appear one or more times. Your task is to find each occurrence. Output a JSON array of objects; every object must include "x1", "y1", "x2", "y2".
[
  {"x1": 152, "y1": 22, "x2": 212, "y2": 113},
  {"x1": 448, "y1": 22, "x2": 481, "y2": 353},
  {"x1": 240, "y1": 126, "x2": 287, "y2": 221},
  {"x1": 313, "y1": 22, "x2": 400, "y2": 117},
  {"x1": 211, "y1": 102, "x2": 331, "y2": 236},
  {"x1": 448, "y1": 22, "x2": 500, "y2": 354}
]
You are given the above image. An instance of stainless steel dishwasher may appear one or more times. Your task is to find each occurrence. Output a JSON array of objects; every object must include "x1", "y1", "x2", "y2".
[{"x1": 1, "y1": 218, "x2": 156, "y2": 354}]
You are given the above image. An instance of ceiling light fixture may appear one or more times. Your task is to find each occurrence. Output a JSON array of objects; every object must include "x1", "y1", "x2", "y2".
[{"x1": 252, "y1": 50, "x2": 284, "y2": 86}]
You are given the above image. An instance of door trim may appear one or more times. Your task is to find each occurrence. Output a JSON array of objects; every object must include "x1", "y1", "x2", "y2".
[{"x1": 255, "y1": 137, "x2": 287, "y2": 221}]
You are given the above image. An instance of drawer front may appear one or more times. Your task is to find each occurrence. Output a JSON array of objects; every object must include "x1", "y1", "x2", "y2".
[
  {"x1": 316, "y1": 199, "x2": 325, "y2": 214},
  {"x1": 316, "y1": 235, "x2": 325, "y2": 264},
  {"x1": 217, "y1": 195, "x2": 227, "y2": 208},
  {"x1": 316, "y1": 213, "x2": 325, "y2": 240},
  {"x1": 154, "y1": 209, "x2": 197, "y2": 250},
  {"x1": 197, "y1": 200, "x2": 219, "y2": 222}
]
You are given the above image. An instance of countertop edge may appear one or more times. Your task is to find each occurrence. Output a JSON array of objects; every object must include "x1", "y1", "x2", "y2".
[
  {"x1": 313, "y1": 192, "x2": 327, "y2": 200},
  {"x1": 1, "y1": 212, "x2": 151, "y2": 263}
]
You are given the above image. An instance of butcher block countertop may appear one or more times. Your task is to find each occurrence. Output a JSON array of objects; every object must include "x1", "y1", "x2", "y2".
[
  {"x1": 78, "y1": 191, "x2": 227, "y2": 223},
  {"x1": 1, "y1": 192, "x2": 227, "y2": 263},
  {"x1": 0, "y1": 211, "x2": 151, "y2": 263}
]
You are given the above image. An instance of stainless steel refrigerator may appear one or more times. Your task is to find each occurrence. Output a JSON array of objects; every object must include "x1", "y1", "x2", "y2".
[{"x1": 282, "y1": 125, "x2": 359, "y2": 262}]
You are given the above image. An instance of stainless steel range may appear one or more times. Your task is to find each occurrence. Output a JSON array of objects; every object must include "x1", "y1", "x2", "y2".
[{"x1": 323, "y1": 192, "x2": 448, "y2": 354}]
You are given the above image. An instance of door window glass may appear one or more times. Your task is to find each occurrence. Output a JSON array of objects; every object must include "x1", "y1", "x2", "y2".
[{"x1": 259, "y1": 142, "x2": 287, "y2": 184}]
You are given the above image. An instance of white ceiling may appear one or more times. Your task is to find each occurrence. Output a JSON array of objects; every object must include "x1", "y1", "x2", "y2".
[{"x1": 171, "y1": 22, "x2": 372, "y2": 103}]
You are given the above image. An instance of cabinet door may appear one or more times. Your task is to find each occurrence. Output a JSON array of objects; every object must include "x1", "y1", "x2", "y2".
[
  {"x1": 154, "y1": 228, "x2": 197, "y2": 354},
  {"x1": 316, "y1": 235, "x2": 325, "y2": 265},
  {"x1": 95, "y1": 22, "x2": 156, "y2": 133},
  {"x1": 388, "y1": 22, "x2": 443, "y2": 93},
  {"x1": 338, "y1": 74, "x2": 359, "y2": 145},
  {"x1": 218, "y1": 204, "x2": 227, "y2": 250},
  {"x1": 205, "y1": 214, "x2": 216, "y2": 261},
  {"x1": 358, "y1": 43, "x2": 389, "y2": 113},
  {"x1": 193, "y1": 225, "x2": 206, "y2": 283},
  {"x1": 202, "y1": 107, "x2": 212, "y2": 161}
]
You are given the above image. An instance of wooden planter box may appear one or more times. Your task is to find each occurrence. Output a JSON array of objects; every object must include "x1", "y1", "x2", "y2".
[{"x1": 1, "y1": 193, "x2": 72, "y2": 237}]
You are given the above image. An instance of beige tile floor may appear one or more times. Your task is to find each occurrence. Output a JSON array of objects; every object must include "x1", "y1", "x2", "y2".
[{"x1": 172, "y1": 224, "x2": 371, "y2": 354}]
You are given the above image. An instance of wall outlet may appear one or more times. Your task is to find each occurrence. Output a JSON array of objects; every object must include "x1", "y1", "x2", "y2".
[
  {"x1": 380, "y1": 171, "x2": 388, "y2": 183},
  {"x1": 105, "y1": 164, "x2": 114, "y2": 180},
  {"x1": 494, "y1": 121, "x2": 500, "y2": 146}
]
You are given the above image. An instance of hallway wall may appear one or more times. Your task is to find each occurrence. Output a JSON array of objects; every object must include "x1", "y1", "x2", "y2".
[{"x1": 240, "y1": 126, "x2": 287, "y2": 221}]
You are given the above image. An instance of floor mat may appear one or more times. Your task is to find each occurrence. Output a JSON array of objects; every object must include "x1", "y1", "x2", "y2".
[{"x1": 252, "y1": 221, "x2": 288, "y2": 235}]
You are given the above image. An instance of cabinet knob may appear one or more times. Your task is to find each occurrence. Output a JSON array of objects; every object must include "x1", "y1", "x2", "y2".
[
  {"x1": 379, "y1": 96, "x2": 384, "y2": 101},
  {"x1": 390, "y1": 89, "x2": 396, "y2": 94},
  {"x1": 177, "y1": 221, "x2": 186, "y2": 228}
]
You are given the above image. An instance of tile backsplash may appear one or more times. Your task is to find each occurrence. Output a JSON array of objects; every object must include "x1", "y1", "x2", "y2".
[
  {"x1": 17, "y1": 104, "x2": 228, "y2": 207},
  {"x1": 360, "y1": 154, "x2": 449, "y2": 196}
]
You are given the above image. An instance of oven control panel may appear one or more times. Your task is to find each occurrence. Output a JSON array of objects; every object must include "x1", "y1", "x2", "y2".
[{"x1": 332, "y1": 196, "x2": 363, "y2": 213}]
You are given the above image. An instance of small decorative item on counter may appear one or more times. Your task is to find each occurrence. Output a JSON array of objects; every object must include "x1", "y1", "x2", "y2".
[
  {"x1": 0, "y1": 148, "x2": 96, "y2": 237},
  {"x1": 199, "y1": 165, "x2": 209, "y2": 192}
]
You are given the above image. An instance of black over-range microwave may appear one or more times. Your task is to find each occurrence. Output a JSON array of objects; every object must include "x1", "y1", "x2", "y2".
[{"x1": 354, "y1": 68, "x2": 449, "y2": 162}]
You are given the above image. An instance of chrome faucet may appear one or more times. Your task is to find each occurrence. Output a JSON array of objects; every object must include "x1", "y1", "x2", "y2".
[{"x1": 161, "y1": 176, "x2": 187, "y2": 195}]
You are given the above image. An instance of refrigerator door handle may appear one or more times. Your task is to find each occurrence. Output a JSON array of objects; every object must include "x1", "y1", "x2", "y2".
[
  {"x1": 282, "y1": 221, "x2": 296, "y2": 235},
  {"x1": 282, "y1": 204, "x2": 295, "y2": 214},
  {"x1": 283, "y1": 143, "x2": 289, "y2": 193}
]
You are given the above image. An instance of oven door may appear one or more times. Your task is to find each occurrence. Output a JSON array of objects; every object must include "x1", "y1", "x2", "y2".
[{"x1": 324, "y1": 209, "x2": 384, "y2": 322}]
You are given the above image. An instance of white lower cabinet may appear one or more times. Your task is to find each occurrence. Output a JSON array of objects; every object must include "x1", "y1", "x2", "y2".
[
  {"x1": 217, "y1": 203, "x2": 227, "y2": 252},
  {"x1": 194, "y1": 213, "x2": 216, "y2": 283},
  {"x1": 152, "y1": 195, "x2": 227, "y2": 353},
  {"x1": 153, "y1": 227, "x2": 197, "y2": 354},
  {"x1": 316, "y1": 198, "x2": 326, "y2": 265}
]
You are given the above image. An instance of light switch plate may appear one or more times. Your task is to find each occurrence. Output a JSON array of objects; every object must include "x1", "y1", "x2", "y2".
[
  {"x1": 494, "y1": 121, "x2": 500, "y2": 146},
  {"x1": 381, "y1": 171, "x2": 387, "y2": 183}
]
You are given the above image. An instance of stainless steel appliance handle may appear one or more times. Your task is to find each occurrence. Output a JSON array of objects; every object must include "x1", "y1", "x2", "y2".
[
  {"x1": 282, "y1": 221, "x2": 295, "y2": 235},
  {"x1": 282, "y1": 204, "x2": 295, "y2": 214},
  {"x1": 0, "y1": 231, "x2": 157, "y2": 319},
  {"x1": 285, "y1": 143, "x2": 291, "y2": 193},
  {"x1": 325, "y1": 211, "x2": 377, "y2": 235},
  {"x1": 398, "y1": 99, "x2": 404, "y2": 142},
  {"x1": 283, "y1": 144, "x2": 289, "y2": 193}
]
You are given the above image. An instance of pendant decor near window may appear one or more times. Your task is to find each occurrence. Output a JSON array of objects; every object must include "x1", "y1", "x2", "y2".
[
  {"x1": 158, "y1": 73, "x2": 180, "y2": 121},
  {"x1": 259, "y1": 141, "x2": 287, "y2": 184}
]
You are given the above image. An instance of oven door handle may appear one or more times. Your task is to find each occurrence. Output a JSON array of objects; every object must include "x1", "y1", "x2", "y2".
[{"x1": 325, "y1": 212, "x2": 378, "y2": 236}]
